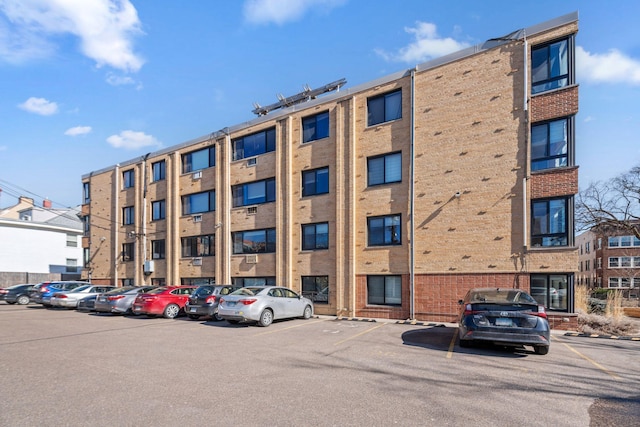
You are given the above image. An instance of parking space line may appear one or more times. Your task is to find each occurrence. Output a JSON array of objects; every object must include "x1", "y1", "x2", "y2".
[
  {"x1": 446, "y1": 329, "x2": 458, "y2": 359},
  {"x1": 334, "y1": 323, "x2": 386, "y2": 346},
  {"x1": 253, "y1": 319, "x2": 326, "y2": 336},
  {"x1": 554, "y1": 337, "x2": 621, "y2": 379}
]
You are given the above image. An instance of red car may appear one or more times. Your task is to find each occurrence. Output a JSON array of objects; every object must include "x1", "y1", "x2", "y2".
[{"x1": 132, "y1": 286, "x2": 196, "y2": 319}]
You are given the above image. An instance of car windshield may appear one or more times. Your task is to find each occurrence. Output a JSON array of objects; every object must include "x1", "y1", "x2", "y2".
[
  {"x1": 230, "y1": 287, "x2": 266, "y2": 296},
  {"x1": 468, "y1": 289, "x2": 536, "y2": 304},
  {"x1": 146, "y1": 287, "x2": 169, "y2": 294},
  {"x1": 194, "y1": 286, "x2": 214, "y2": 296},
  {"x1": 70, "y1": 285, "x2": 92, "y2": 292}
]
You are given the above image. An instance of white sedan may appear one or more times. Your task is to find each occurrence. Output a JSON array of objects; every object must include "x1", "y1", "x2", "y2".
[{"x1": 49, "y1": 285, "x2": 115, "y2": 309}]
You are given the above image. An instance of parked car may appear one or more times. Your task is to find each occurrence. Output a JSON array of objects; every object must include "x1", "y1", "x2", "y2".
[
  {"x1": 76, "y1": 294, "x2": 98, "y2": 312},
  {"x1": 132, "y1": 286, "x2": 196, "y2": 319},
  {"x1": 50, "y1": 285, "x2": 115, "y2": 309},
  {"x1": 457, "y1": 287, "x2": 550, "y2": 355},
  {"x1": 29, "y1": 281, "x2": 90, "y2": 306},
  {"x1": 0, "y1": 284, "x2": 34, "y2": 305},
  {"x1": 94, "y1": 286, "x2": 156, "y2": 315},
  {"x1": 185, "y1": 284, "x2": 236, "y2": 320},
  {"x1": 218, "y1": 286, "x2": 314, "y2": 327}
]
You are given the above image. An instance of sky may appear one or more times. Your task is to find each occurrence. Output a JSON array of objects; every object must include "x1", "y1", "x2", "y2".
[{"x1": 0, "y1": 0, "x2": 639, "y2": 210}]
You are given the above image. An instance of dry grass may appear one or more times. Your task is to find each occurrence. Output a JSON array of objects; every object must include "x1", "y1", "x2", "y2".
[
  {"x1": 574, "y1": 285, "x2": 639, "y2": 335},
  {"x1": 575, "y1": 285, "x2": 589, "y2": 312},
  {"x1": 605, "y1": 290, "x2": 624, "y2": 319}
]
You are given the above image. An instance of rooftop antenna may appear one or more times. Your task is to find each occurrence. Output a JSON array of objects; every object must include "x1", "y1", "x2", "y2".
[{"x1": 252, "y1": 78, "x2": 346, "y2": 116}]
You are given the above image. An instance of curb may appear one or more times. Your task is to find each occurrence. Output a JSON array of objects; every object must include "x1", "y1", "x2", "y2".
[{"x1": 563, "y1": 332, "x2": 640, "y2": 341}]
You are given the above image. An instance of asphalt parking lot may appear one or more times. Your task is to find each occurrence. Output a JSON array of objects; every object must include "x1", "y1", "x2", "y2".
[{"x1": 1, "y1": 304, "x2": 639, "y2": 427}]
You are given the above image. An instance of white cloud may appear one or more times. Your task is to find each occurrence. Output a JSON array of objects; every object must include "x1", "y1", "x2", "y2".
[
  {"x1": 106, "y1": 73, "x2": 135, "y2": 86},
  {"x1": 0, "y1": 0, "x2": 144, "y2": 72},
  {"x1": 577, "y1": 46, "x2": 640, "y2": 85},
  {"x1": 376, "y1": 22, "x2": 470, "y2": 64},
  {"x1": 243, "y1": 0, "x2": 346, "y2": 25},
  {"x1": 18, "y1": 97, "x2": 58, "y2": 115},
  {"x1": 65, "y1": 126, "x2": 92, "y2": 136},
  {"x1": 106, "y1": 130, "x2": 160, "y2": 150}
]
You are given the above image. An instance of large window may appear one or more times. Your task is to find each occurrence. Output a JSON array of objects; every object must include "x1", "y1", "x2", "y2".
[
  {"x1": 609, "y1": 257, "x2": 640, "y2": 268},
  {"x1": 531, "y1": 198, "x2": 569, "y2": 247},
  {"x1": 302, "y1": 276, "x2": 329, "y2": 304},
  {"x1": 122, "y1": 242, "x2": 134, "y2": 261},
  {"x1": 182, "y1": 277, "x2": 216, "y2": 286},
  {"x1": 609, "y1": 277, "x2": 640, "y2": 288},
  {"x1": 302, "y1": 222, "x2": 329, "y2": 250},
  {"x1": 532, "y1": 37, "x2": 572, "y2": 94},
  {"x1": 152, "y1": 160, "x2": 166, "y2": 182},
  {"x1": 531, "y1": 118, "x2": 571, "y2": 171},
  {"x1": 152, "y1": 239, "x2": 165, "y2": 259},
  {"x1": 83, "y1": 182, "x2": 90, "y2": 204},
  {"x1": 181, "y1": 235, "x2": 214, "y2": 257},
  {"x1": 368, "y1": 152, "x2": 402, "y2": 186},
  {"x1": 182, "y1": 191, "x2": 215, "y2": 215},
  {"x1": 368, "y1": 214, "x2": 401, "y2": 246},
  {"x1": 302, "y1": 167, "x2": 329, "y2": 197},
  {"x1": 232, "y1": 128, "x2": 276, "y2": 160},
  {"x1": 183, "y1": 147, "x2": 215, "y2": 173},
  {"x1": 530, "y1": 274, "x2": 569, "y2": 311},
  {"x1": 232, "y1": 277, "x2": 276, "y2": 287},
  {"x1": 152, "y1": 200, "x2": 166, "y2": 220},
  {"x1": 232, "y1": 178, "x2": 275, "y2": 207},
  {"x1": 367, "y1": 90, "x2": 402, "y2": 126},
  {"x1": 232, "y1": 229, "x2": 276, "y2": 254},
  {"x1": 608, "y1": 235, "x2": 640, "y2": 248},
  {"x1": 123, "y1": 169, "x2": 135, "y2": 189},
  {"x1": 302, "y1": 111, "x2": 329, "y2": 143},
  {"x1": 123, "y1": 206, "x2": 134, "y2": 225},
  {"x1": 367, "y1": 275, "x2": 401, "y2": 306}
]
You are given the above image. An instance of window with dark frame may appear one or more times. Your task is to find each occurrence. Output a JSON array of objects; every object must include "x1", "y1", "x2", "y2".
[
  {"x1": 182, "y1": 190, "x2": 215, "y2": 215},
  {"x1": 181, "y1": 235, "x2": 214, "y2": 257},
  {"x1": 302, "y1": 276, "x2": 329, "y2": 304},
  {"x1": 302, "y1": 167, "x2": 329, "y2": 197},
  {"x1": 83, "y1": 182, "x2": 90, "y2": 204},
  {"x1": 531, "y1": 117, "x2": 571, "y2": 171},
  {"x1": 183, "y1": 146, "x2": 215, "y2": 173},
  {"x1": 368, "y1": 152, "x2": 402, "y2": 186},
  {"x1": 367, "y1": 90, "x2": 402, "y2": 126},
  {"x1": 367, "y1": 214, "x2": 401, "y2": 246},
  {"x1": 531, "y1": 37, "x2": 572, "y2": 94},
  {"x1": 152, "y1": 160, "x2": 166, "y2": 182},
  {"x1": 232, "y1": 178, "x2": 275, "y2": 207},
  {"x1": 123, "y1": 169, "x2": 135, "y2": 189},
  {"x1": 122, "y1": 242, "x2": 134, "y2": 261},
  {"x1": 152, "y1": 239, "x2": 165, "y2": 259},
  {"x1": 530, "y1": 274, "x2": 570, "y2": 311},
  {"x1": 302, "y1": 111, "x2": 329, "y2": 143},
  {"x1": 152, "y1": 200, "x2": 166, "y2": 220},
  {"x1": 232, "y1": 127, "x2": 276, "y2": 161},
  {"x1": 232, "y1": 277, "x2": 276, "y2": 287},
  {"x1": 531, "y1": 198, "x2": 569, "y2": 247},
  {"x1": 123, "y1": 206, "x2": 134, "y2": 225},
  {"x1": 302, "y1": 222, "x2": 329, "y2": 250},
  {"x1": 367, "y1": 275, "x2": 401, "y2": 306},
  {"x1": 232, "y1": 229, "x2": 276, "y2": 254}
]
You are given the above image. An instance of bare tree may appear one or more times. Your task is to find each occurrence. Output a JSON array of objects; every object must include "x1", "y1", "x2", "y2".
[{"x1": 576, "y1": 165, "x2": 640, "y2": 238}]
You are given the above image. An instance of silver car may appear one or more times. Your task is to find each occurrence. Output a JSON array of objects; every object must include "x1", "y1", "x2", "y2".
[
  {"x1": 94, "y1": 286, "x2": 156, "y2": 314},
  {"x1": 49, "y1": 285, "x2": 115, "y2": 309},
  {"x1": 218, "y1": 286, "x2": 314, "y2": 327}
]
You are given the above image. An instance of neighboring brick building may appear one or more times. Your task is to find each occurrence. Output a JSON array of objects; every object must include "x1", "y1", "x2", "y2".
[{"x1": 80, "y1": 12, "x2": 580, "y2": 328}]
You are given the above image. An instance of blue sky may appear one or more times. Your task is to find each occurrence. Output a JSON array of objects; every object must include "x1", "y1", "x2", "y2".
[{"x1": 1, "y1": 0, "x2": 639, "y2": 209}]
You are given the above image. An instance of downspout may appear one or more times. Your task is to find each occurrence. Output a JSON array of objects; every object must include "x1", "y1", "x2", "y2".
[
  {"x1": 523, "y1": 32, "x2": 529, "y2": 249},
  {"x1": 114, "y1": 165, "x2": 119, "y2": 286},
  {"x1": 141, "y1": 153, "x2": 150, "y2": 285},
  {"x1": 410, "y1": 68, "x2": 416, "y2": 320}
]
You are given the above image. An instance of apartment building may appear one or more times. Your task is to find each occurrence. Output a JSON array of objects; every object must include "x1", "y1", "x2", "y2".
[{"x1": 81, "y1": 12, "x2": 579, "y2": 329}]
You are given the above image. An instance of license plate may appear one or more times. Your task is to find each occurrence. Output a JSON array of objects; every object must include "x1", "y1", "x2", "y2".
[
  {"x1": 190, "y1": 307, "x2": 197, "y2": 313},
  {"x1": 227, "y1": 301, "x2": 236, "y2": 307},
  {"x1": 495, "y1": 318, "x2": 513, "y2": 327}
]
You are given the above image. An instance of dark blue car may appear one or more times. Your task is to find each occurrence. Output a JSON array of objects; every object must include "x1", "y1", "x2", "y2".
[{"x1": 29, "y1": 281, "x2": 90, "y2": 306}]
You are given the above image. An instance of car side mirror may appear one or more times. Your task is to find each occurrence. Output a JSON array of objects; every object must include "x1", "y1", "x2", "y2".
[{"x1": 458, "y1": 299, "x2": 464, "y2": 305}]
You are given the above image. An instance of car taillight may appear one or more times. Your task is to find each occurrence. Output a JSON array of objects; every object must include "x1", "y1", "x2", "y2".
[
  {"x1": 40, "y1": 287, "x2": 49, "y2": 293},
  {"x1": 54, "y1": 294, "x2": 67, "y2": 299},
  {"x1": 240, "y1": 298, "x2": 257, "y2": 305},
  {"x1": 205, "y1": 296, "x2": 216, "y2": 304},
  {"x1": 533, "y1": 305, "x2": 547, "y2": 319},
  {"x1": 108, "y1": 295, "x2": 125, "y2": 301},
  {"x1": 463, "y1": 303, "x2": 478, "y2": 316},
  {"x1": 0, "y1": 289, "x2": 7, "y2": 294}
]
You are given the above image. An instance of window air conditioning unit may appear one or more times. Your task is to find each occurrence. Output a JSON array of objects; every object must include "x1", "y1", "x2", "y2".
[
  {"x1": 247, "y1": 206, "x2": 257, "y2": 215},
  {"x1": 245, "y1": 254, "x2": 258, "y2": 264},
  {"x1": 192, "y1": 214, "x2": 202, "y2": 222},
  {"x1": 192, "y1": 171, "x2": 202, "y2": 179},
  {"x1": 193, "y1": 257, "x2": 203, "y2": 266},
  {"x1": 247, "y1": 158, "x2": 257, "y2": 166},
  {"x1": 144, "y1": 260, "x2": 155, "y2": 273}
]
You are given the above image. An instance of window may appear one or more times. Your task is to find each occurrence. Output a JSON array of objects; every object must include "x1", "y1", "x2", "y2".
[
  {"x1": 302, "y1": 167, "x2": 329, "y2": 197},
  {"x1": 152, "y1": 200, "x2": 166, "y2": 220},
  {"x1": 302, "y1": 222, "x2": 329, "y2": 250},
  {"x1": 609, "y1": 257, "x2": 640, "y2": 268},
  {"x1": 152, "y1": 239, "x2": 165, "y2": 260},
  {"x1": 367, "y1": 275, "x2": 401, "y2": 306},
  {"x1": 368, "y1": 214, "x2": 401, "y2": 246},
  {"x1": 66, "y1": 234, "x2": 78, "y2": 247},
  {"x1": 597, "y1": 258, "x2": 602, "y2": 269},
  {"x1": 181, "y1": 235, "x2": 215, "y2": 257},
  {"x1": 302, "y1": 111, "x2": 329, "y2": 143},
  {"x1": 232, "y1": 277, "x2": 276, "y2": 287},
  {"x1": 66, "y1": 259, "x2": 78, "y2": 273},
  {"x1": 152, "y1": 160, "x2": 166, "y2": 182},
  {"x1": 531, "y1": 37, "x2": 572, "y2": 94},
  {"x1": 585, "y1": 260, "x2": 590, "y2": 271},
  {"x1": 531, "y1": 198, "x2": 569, "y2": 247},
  {"x1": 183, "y1": 147, "x2": 215, "y2": 173},
  {"x1": 182, "y1": 277, "x2": 215, "y2": 286},
  {"x1": 123, "y1": 206, "x2": 134, "y2": 225},
  {"x1": 83, "y1": 248, "x2": 90, "y2": 268},
  {"x1": 182, "y1": 191, "x2": 215, "y2": 215},
  {"x1": 83, "y1": 215, "x2": 90, "y2": 235},
  {"x1": 609, "y1": 277, "x2": 640, "y2": 288},
  {"x1": 608, "y1": 235, "x2": 640, "y2": 248},
  {"x1": 83, "y1": 182, "x2": 90, "y2": 204},
  {"x1": 531, "y1": 118, "x2": 571, "y2": 171},
  {"x1": 232, "y1": 178, "x2": 275, "y2": 207},
  {"x1": 368, "y1": 152, "x2": 402, "y2": 186},
  {"x1": 123, "y1": 169, "x2": 135, "y2": 189},
  {"x1": 530, "y1": 274, "x2": 570, "y2": 311},
  {"x1": 152, "y1": 278, "x2": 166, "y2": 287},
  {"x1": 232, "y1": 127, "x2": 276, "y2": 160},
  {"x1": 367, "y1": 90, "x2": 402, "y2": 126},
  {"x1": 302, "y1": 276, "x2": 329, "y2": 304},
  {"x1": 232, "y1": 229, "x2": 276, "y2": 254},
  {"x1": 585, "y1": 241, "x2": 590, "y2": 253},
  {"x1": 122, "y1": 242, "x2": 134, "y2": 261}
]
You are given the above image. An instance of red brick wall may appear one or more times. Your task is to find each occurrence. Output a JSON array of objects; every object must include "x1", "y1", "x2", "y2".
[
  {"x1": 530, "y1": 167, "x2": 578, "y2": 198},
  {"x1": 530, "y1": 85, "x2": 579, "y2": 122}
]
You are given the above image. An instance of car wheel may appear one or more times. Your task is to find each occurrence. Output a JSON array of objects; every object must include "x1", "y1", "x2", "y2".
[
  {"x1": 302, "y1": 305, "x2": 312, "y2": 319},
  {"x1": 212, "y1": 310, "x2": 224, "y2": 322},
  {"x1": 258, "y1": 309, "x2": 273, "y2": 327},
  {"x1": 459, "y1": 339, "x2": 472, "y2": 348},
  {"x1": 6, "y1": 301, "x2": 16, "y2": 305},
  {"x1": 227, "y1": 320, "x2": 240, "y2": 324},
  {"x1": 534, "y1": 345, "x2": 549, "y2": 355},
  {"x1": 163, "y1": 304, "x2": 180, "y2": 319},
  {"x1": 187, "y1": 314, "x2": 200, "y2": 320},
  {"x1": 17, "y1": 295, "x2": 30, "y2": 305}
]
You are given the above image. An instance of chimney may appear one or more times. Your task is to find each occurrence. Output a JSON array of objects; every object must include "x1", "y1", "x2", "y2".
[{"x1": 43, "y1": 199, "x2": 52, "y2": 209}]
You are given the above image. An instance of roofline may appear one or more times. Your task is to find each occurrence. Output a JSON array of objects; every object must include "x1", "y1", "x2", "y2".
[{"x1": 83, "y1": 11, "x2": 578, "y2": 179}]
